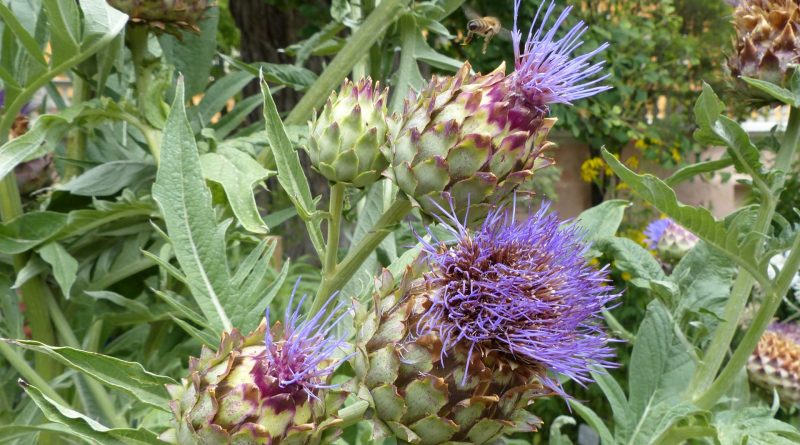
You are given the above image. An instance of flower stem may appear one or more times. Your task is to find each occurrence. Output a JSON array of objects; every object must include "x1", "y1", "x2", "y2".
[
  {"x1": 687, "y1": 105, "x2": 800, "y2": 405},
  {"x1": 695, "y1": 232, "x2": 800, "y2": 409},
  {"x1": 310, "y1": 197, "x2": 412, "y2": 316},
  {"x1": 64, "y1": 74, "x2": 90, "y2": 180},
  {"x1": 324, "y1": 183, "x2": 346, "y2": 274},
  {"x1": 285, "y1": 0, "x2": 411, "y2": 126},
  {"x1": 389, "y1": 14, "x2": 419, "y2": 113}
]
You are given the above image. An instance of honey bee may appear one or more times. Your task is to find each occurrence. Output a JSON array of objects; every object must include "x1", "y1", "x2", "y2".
[{"x1": 462, "y1": 7, "x2": 511, "y2": 54}]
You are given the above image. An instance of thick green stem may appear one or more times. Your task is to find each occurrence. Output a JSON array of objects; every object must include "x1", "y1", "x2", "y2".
[
  {"x1": 389, "y1": 14, "x2": 419, "y2": 113},
  {"x1": 695, "y1": 233, "x2": 800, "y2": 409},
  {"x1": 285, "y1": 0, "x2": 411, "y2": 126},
  {"x1": 128, "y1": 25, "x2": 161, "y2": 163},
  {"x1": 64, "y1": 75, "x2": 90, "y2": 180},
  {"x1": 324, "y1": 183, "x2": 346, "y2": 274},
  {"x1": 310, "y1": 197, "x2": 413, "y2": 315},
  {"x1": 688, "y1": 106, "x2": 800, "y2": 405}
]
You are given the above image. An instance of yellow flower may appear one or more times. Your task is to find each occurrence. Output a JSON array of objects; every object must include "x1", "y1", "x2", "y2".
[
  {"x1": 625, "y1": 155, "x2": 639, "y2": 170},
  {"x1": 621, "y1": 272, "x2": 632, "y2": 281},
  {"x1": 615, "y1": 181, "x2": 629, "y2": 191},
  {"x1": 671, "y1": 147, "x2": 682, "y2": 163},
  {"x1": 580, "y1": 157, "x2": 605, "y2": 183},
  {"x1": 634, "y1": 139, "x2": 647, "y2": 150}
]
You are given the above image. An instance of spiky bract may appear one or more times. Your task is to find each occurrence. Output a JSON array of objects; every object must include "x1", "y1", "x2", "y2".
[
  {"x1": 748, "y1": 322, "x2": 800, "y2": 404},
  {"x1": 307, "y1": 78, "x2": 390, "y2": 188}
]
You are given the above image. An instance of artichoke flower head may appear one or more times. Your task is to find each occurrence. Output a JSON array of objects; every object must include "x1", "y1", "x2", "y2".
[
  {"x1": 161, "y1": 287, "x2": 352, "y2": 444},
  {"x1": 389, "y1": 0, "x2": 610, "y2": 222},
  {"x1": 354, "y1": 199, "x2": 620, "y2": 444}
]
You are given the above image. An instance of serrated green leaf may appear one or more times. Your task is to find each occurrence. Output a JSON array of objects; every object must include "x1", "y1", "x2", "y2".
[
  {"x1": 694, "y1": 83, "x2": 725, "y2": 130},
  {"x1": 153, "y1": 78, "x2": 236, "y2": 333},
  {"x1": 200, "y1": 147, "x2": 273, "y2": 234},
  {"x1": 672, "y1": 242, "x2": 736, "y2": 331},
  {"x1": 37, "y1": 242, "x2": 78, "y2": 299},
  {"x1": 20, "y1": 380, "x2": 166, "y2": 444},
  {"x1": 0, "y1": 2, "x2": 47, "y2": 66},
  {"x1": 601, "y1": 148, "x2": 768, "y2": 285},
  {"x1": 590, "y1": 369, "x2": 630, "y2": 434},
  {"x1": 596, "y1": 237, "x2": 667, "y2": 286},
  {"x1": 621, "y1": 300, "x2": 697, "y2": 444},
  {"x1": 9, "y1": 339, "x2": 175, "y2": 411},
  {"x1": 714, "y1": 406, "x2": 800, "y2": 445},
  {"x1": 0, "y1": 105, "x2": 88, "y2": 180}
]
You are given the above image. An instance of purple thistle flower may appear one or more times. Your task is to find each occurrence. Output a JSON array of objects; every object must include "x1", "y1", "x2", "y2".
[
  {"x1": 643, "y1": 217, "x2": 673, "y2": 250},
  {"x1": 511, "y1": 0, "x2": 611, "y2": 111},
  {"x1": 254, "y1": 280, "x2": 352, "y2": 401},
  {"x1": 416, "y1": 199, "x2": 619, "y2": 396}
]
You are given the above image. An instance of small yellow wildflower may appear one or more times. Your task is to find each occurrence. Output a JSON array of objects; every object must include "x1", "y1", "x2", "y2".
[
  {"x1": 625, "y1": 156, "x2": 639, "y2": 170},
  {"x1": 580, "y1": 157, "x2": 604, "y2": 182},
  {"x1": 621, "y1": 272, "x2": 632, "y2": 281},
  {"x1": 634, "y1": 139, "x2": 647, "y2": 150},
  {"x1": 671, "y1": 147, "x2": 682, "y2": 163}
]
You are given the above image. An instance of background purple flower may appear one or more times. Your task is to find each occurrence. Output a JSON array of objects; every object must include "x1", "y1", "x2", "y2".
[
  {"x1": 511, "y1": 0, "x2": 611, "y2": 111},
  {"x1": 644, "y1": 217, "x2": 673, "y2": 250},
  {"x1": 417, "y1": 200, "x2": 619, "y2": 395}
]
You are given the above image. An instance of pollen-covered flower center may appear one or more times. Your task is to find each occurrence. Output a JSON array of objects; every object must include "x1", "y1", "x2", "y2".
[{"x1": 432, "y1": 235, "x2": 565, "y2": 360}]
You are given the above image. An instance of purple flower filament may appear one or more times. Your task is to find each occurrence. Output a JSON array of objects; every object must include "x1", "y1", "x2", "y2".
[
  {"x1": 261, "y1": 281, "x2": 352, "y2": 401},
  {"x1": 418, "y1": 200, "x2": 618, "y2": 395},
  {"x1": 511, "y1": 0, "x2": 611, "y2": 111}
]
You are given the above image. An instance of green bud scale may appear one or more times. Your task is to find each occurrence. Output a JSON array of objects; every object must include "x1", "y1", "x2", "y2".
[{"x1": 307, "y1": 78, "x2": 390, "y2": 188}]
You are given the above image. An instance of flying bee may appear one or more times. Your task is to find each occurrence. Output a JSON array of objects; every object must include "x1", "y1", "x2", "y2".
[{"x1": 461, "y1": 7, "x2": 511, "y2": 54}]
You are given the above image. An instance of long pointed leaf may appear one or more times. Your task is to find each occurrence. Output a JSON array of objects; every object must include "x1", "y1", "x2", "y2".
[
  {"x1": 152, "y1": 78, "x2": 235, "y2": 333},
  {"x1": 19, "y1": 380, "x2": 166, "y2": 445},
  {"x1": 8, "y1": 339, "x2": 174, "y2": 411}
]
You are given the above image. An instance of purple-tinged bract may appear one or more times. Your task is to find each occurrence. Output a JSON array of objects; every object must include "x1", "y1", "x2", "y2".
[
  {"x1": 511, "y1": 0, "x2": 611, "y2": 111},
  {"x1": 417, "y1": 201, "x2": 619, "y2": 395}
]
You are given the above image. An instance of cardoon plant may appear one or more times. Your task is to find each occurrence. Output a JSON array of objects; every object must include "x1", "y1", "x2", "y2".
[
  {"x1": 7, "y1": 0, "x2": 800, "y2": 442},
  {"x1": 354, "y1": 201, "x2": 619, "y2": 443}
]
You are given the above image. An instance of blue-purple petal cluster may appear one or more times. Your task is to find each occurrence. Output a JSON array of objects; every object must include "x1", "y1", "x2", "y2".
[
  {"x1": 511, "y1": 0, "x2": 611, "y2": 111},
  {"x1": 257, "y1": 282, "x2": 351, "y2": 401},
  {"x1": 643, "y1": 217, "x2": 673, "y2": 250},
  {"x1": 417, "y1": 200, "x2": 619, "y2": 395}
]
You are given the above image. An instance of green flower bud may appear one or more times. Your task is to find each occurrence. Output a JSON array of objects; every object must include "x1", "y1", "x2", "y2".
[{"x1": 307, "y1": 78, "x2": 390, "y2": 188}]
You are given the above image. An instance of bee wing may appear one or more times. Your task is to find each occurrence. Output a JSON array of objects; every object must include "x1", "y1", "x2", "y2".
[
  {"x1": 498, "y1": 27, "x2": 513, "y2": 40},
  {"x1": 461, "y1": 5, "x2": 481, "y2": 21}
]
